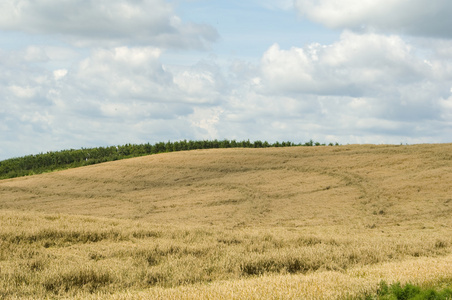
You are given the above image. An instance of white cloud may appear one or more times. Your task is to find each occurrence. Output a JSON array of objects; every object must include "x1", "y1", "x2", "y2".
[
  {"x1": 53, "y1": 69, "x2": 67, "y2": 80},
  {"x1": 217, "y1": 31, "x2": 452, "y2": 144},
  {"x1": 1, "y1": 1, "x2": 452, "y2": 161},
  {"x1": 258, "y1": 31, "x2": 429, "y2": 97},
  {"x1": 0, "y1": 0, "x2": 218, "y2": 49},
  {"x1": 8, "y1": 85, "x2": 37, "y2": 99},
  {"x1": 189, "y1": 107, "x2": 224, "y2": 139},
  {"x1": 0, "y1": 43, "x2": 233, "y2": 160},
  {"x1": 294, "y1": 0, "x2": 452, "y2": 38},
  {"x1": 174, "y1": 71, "x2": 215, "y2": 96},
  {"x1": 172, "y1": 61, "x2": 226, "y2": 104},
  {"x1": 73, "y1": 46, "x2": 172, "y2": 101},
  {"x1": 66, "y1": 46, "x2": 225, "y2": 107},
  {"x1": 23, "y1": 46, "x2": 48, "y2": 62},
  {"x1": 439, "y1": 96, "x2": 452, "y2": 119}
]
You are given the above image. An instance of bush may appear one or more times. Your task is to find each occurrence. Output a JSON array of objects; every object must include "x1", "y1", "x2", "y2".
[{"x1": 373, "y1": 281, "x2": 452, "y2": 300}]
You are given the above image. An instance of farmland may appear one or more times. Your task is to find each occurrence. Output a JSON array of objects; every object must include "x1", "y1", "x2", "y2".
[{"x1": 0, "y1": 144, "x2": 451, "y2": 299}]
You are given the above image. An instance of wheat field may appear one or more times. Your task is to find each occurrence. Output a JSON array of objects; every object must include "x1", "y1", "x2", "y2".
[{"x1": 0, "y1": 144, "x2": 451, "y2": 299}]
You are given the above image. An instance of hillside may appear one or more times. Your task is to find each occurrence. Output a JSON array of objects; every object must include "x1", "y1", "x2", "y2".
[
  {"x1": 0, "y1": 139, "x2": 307, "y2": 179},
  {"x1": 1, "y1": 143, "x2": 451, "y2": 227},
  {"x1": 1, "y1": 144, "x2": 452, "y2": 299}
]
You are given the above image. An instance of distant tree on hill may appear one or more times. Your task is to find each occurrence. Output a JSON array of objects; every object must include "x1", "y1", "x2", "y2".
[{"x1": 0, "y1": 139, "x2": 339, "y2": 179}]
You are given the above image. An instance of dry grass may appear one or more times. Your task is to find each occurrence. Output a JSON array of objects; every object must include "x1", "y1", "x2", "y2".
[
  {"x1": 0, "y1": 144, "x2": 451, "y2": 299},
  {"x1": 83, "y1": 254, "x2": 452, "y2": 300}
]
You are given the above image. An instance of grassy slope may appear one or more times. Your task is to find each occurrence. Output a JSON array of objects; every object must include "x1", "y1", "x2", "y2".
[{"x1": 0, "y1": 144, "x2": 451, "y2": 299}]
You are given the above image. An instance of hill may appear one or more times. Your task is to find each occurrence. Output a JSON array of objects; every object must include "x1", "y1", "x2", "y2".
[
  {"x1": 0, "y1": 144, "x2": 451, "y2": 299},
  {"x1": 0, "y1": 139, "x2": 310, "y2": 179}
]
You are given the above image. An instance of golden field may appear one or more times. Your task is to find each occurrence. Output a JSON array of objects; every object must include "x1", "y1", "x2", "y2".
[{"x1": 0, "y1": 144, "x2": 451, "y2": 299}]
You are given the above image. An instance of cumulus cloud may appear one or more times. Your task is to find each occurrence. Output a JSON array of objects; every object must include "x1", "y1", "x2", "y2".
[
  {"x1": 294, "y1": 0, "x2": 452, "y2": 38},
  {"x1": 258, "y1": 31, "x2": 432, "y2": 96},
  {"x1": 220, "y1": 31, "x2": 452, "y2": 143},
  {"x1": 0, "y1": 0, "x2": 218, "y2": 48},
  {"x1": 73, "y1": 47, "x2": 171, "y2": 100},
  {"x1": 172, "y1": 60, "x2": 226, "y2": 104},
  {"x1": 0, "y1": 43, "x2": 230, "y2": 160},
  {"x1": 189, "y1": 107, "x2": 224, "y2": 139},
  {"x1": 1, "y1": 1, "x2": 452, "y2": 161},
  {"x1": 44, "y1": 46, "x2": 229, "y2": 140},
  {"x1": 64, "y1": 46, "x2": 225, "y2": 106}
]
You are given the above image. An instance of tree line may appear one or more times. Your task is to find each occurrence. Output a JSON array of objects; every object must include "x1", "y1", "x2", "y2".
[{"x1": 0, "y1": 139, "x2": 339, "y2": 179}]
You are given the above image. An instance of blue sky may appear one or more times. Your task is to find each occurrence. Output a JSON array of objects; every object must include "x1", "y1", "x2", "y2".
[
  {"x1": 1, "y1": 0, "x2": 452, "y2": 160},
  {"x1": 172, "y1": 0, "x2": 339, "y2": 58}
]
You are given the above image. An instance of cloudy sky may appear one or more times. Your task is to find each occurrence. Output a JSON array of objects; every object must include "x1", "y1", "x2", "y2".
[{"x1": 1, "y1": 0, "x2": 452, "y2": 160}]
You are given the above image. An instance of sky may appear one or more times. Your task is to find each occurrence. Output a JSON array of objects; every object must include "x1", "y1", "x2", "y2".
[{"x1": 1, "y1": 0, "x2": 452, "y2": 160}]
